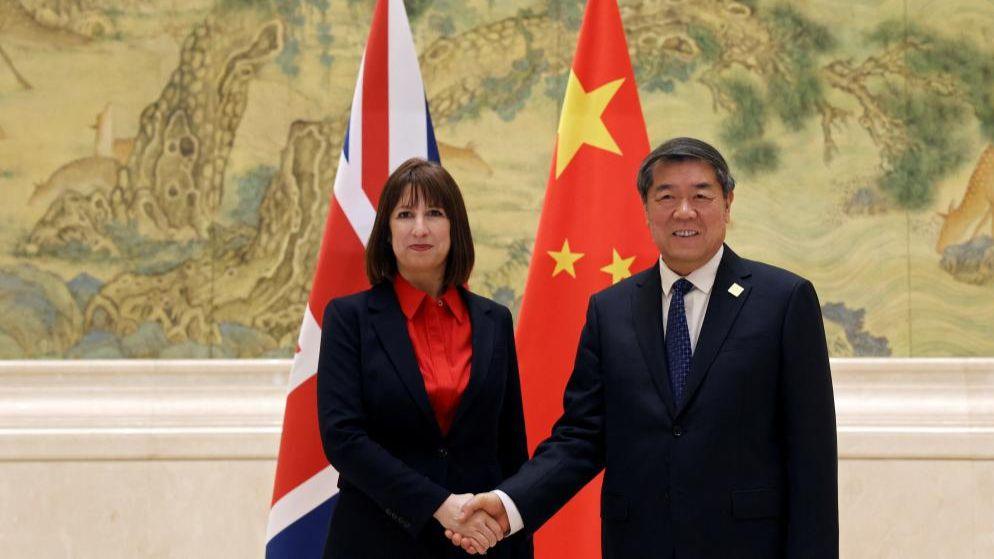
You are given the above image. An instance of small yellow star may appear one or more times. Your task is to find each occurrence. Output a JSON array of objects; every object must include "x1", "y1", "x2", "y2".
[
  {"x1": 600, "y1": 249, "x2": 635, "y2": 284},
  {"x1": 555, "y1": 70, "x2": 625, "y2": 178},
  {"x1": 547, "y1": 239, "x2": 585, "y2": 278}
]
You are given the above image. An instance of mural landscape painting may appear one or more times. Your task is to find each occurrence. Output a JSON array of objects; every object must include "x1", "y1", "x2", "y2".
[{"x1": 0, "y1": 0, "x2": 992, "y2": 359}]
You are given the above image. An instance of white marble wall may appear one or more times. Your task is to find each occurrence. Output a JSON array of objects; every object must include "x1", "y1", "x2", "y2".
[
  {"x1": 1, "y1": 359, "x2": 992, "y2": 557},
  {"x1": 840, "y1": 459, "x2": 994, "y2": 557},
  {"x1": 0, "y1": 460, "x2": 274, "y2": 557}
]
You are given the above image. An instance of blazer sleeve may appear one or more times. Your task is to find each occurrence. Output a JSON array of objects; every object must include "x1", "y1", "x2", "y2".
[
  {"x1": 497, "y1": 306, "x2": 529, "y2": 480},
  {"x1": 498, "y1": 295, "x2": 607, "y2": 532},
  {"x1": 780, "y1": 280, "x2": 840, "y2": 558},
  {"x1": 316, "y1": 298, "x2": 449, "y2": 537}
]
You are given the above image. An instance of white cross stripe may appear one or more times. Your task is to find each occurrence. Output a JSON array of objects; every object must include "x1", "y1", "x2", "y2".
[
  {"x1": 266, "y1": 465, "x2": 340, "y2": 543},
  {"x1": 388, "y1": 1, "x2": 428, "y2": 168},
  {"x1": 333, "y1": 152, "x2": 377, "y2": 247},
  {"x1": 288, "y1": 307, "x2": 321, "y2": 393}
]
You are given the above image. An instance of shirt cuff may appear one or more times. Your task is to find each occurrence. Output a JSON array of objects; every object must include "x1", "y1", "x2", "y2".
[{"x1": 492, "y1": 489, "x2": 524, "y2": 535}]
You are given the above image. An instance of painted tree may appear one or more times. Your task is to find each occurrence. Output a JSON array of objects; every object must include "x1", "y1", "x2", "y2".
[{"x1": 622, "y1": 2, "x2": 994, "y2": 216}]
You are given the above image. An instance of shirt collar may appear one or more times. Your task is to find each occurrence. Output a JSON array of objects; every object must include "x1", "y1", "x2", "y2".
[
  {"x1": 659, "y1": 245, "x2": 724, "y2": 297},
  {"x1": 393, "y1": 274, "x2": 468, "y2": 323}
]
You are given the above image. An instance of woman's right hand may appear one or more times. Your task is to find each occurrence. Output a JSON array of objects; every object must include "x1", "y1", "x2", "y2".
[{"x1": 433, "y1": 493, "x2": 503, "y2": 554}]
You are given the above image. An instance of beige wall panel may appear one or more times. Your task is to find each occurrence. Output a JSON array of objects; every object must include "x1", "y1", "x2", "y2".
[
  {"x1": 0, "y1": 459, "x2": 274, "y2": 558},
  {"x1": 2, "y1": 459, "x2": 993, "y2": 558},
  {"x1": 2, "y1": 359, "x2": 993, "y2": 557},
  {"x1": 839, "y1": 459, "x2": 994, "y2": 558}
]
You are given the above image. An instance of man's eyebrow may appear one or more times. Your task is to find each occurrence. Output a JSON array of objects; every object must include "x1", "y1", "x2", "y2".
[{"x1": 651, "y1": 182, "x2": 718, "y2": 190}]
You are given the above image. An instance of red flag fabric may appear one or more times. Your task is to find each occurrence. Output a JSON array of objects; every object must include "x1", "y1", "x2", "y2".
[{"x1": 515, "y1": 0, "x2": 656, "y2": 557}]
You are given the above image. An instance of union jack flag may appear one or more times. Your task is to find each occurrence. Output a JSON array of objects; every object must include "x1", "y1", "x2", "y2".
[{"x1": 266, "y1": 1, "x2": 439, "y2": 555}]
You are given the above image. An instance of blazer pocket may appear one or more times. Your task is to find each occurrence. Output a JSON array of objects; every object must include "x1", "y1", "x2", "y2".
[
  {"x1": 601, "y1": 491, "x2": 629, "y2": 521},
  {"x1": 731, "y1": 488, "x2": 781, "y2": 520}
]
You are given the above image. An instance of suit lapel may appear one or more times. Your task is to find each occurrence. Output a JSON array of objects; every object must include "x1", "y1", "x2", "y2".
[
  {"x1": 678, "y1": 246, "x2": 752, "y2": 416},
  {"x1": 632, "y1": 265, "x2": 677, "y2": 419},
  {"x1": 449, "y1": 290, "x2": 494, "y2": 432},
  {"x1": 368, "y1": 283, "x2": 442, "y2": 437}
]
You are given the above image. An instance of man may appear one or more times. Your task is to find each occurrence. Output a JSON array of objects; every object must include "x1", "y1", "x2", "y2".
[{"x1": 451, "y1": 137, "x2": 838, "y2": 558}]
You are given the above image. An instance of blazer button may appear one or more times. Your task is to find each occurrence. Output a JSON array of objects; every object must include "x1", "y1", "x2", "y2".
[
  {"x1": 438, "y1": 447, "x2": 449, "y2": 458},
  {"x1": 672, "y1": 425, "x2": 683, "y2": 438}
]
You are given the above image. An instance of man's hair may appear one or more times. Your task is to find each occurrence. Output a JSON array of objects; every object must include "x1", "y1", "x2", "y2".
[
  {"x1": 636, "y1": 137, "x2": 736, "y2": 201},
  {"x1": 365, "y1": 158, "x2": 474, "y2": 287}
]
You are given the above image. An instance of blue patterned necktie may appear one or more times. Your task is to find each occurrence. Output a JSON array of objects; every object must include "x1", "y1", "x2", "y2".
[{"x1": 666, "y1": 278, "x2": 695, "y2": 404}]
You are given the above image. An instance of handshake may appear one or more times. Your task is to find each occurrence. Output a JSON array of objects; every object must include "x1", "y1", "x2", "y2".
[{"x1": 432, "y1": 492, "x2": 511, "y2": 554}]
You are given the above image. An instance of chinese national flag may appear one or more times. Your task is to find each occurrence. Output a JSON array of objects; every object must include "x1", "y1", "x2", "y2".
[{"x1": 515, "y1": 0, "x2": 657, "y2": 557}]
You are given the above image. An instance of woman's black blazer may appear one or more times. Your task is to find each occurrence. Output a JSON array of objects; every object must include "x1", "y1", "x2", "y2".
[{"x1": 317, "y1": 281, "x2": 533, "y2": 559}]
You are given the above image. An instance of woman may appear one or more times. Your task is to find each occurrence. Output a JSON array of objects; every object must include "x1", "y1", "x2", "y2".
[{"x1": 317, "y1": 158, "x2": 532, "y2": 559}]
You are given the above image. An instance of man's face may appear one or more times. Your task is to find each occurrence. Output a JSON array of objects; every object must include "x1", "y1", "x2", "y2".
[{"x1": 644, "y1": 159, "x2": 732, "y2": 276}]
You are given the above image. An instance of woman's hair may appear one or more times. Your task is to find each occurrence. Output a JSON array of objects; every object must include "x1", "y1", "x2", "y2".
[{"x1": 365, "y1": 157, "x2": 475, "y2": 287}]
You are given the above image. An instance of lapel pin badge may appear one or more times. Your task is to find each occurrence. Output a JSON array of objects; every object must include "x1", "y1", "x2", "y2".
[{"x1": 728, "y1": 283, "x2": 744, "y2": 297}]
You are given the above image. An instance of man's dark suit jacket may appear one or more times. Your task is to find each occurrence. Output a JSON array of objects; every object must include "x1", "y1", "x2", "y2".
[
  {"x1": 499, "y1": 246, "x2": 838, "y2": 558},
  {"x1": 317, "y1": 282, "x2": 533, "y2": 559}
]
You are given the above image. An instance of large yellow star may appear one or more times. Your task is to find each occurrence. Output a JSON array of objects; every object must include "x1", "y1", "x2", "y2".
[
  {"x1": 600, "y1": 249, "x2": 635, "y2": 284},
  {"x1": 555, "y1": 70, "x2": 625, "y2": 178},
  {"x1": 547, "y1": 239, "x2": 585, "y2": 278}
]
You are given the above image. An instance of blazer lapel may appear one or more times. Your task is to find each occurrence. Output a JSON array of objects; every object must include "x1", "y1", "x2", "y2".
[
  {"x1": 368, "y1": 283, "x2": 441, "y2": 437},
  {"x1": 449, "y1": 290, "x2": 494, "y2": 432},
  {"x1": 632, "y1": 265, "x2": 677, "y2": 419},
  {"x1": 677, "y1": 246, "x2": 752, "y2": 416}
]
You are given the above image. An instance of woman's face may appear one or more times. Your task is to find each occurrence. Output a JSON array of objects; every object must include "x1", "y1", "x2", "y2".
[{"x1": 389, "y1": 185, "x2": 451, "y2": 279}]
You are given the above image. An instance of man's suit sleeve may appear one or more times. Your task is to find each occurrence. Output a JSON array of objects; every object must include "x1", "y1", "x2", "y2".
[
  {"x1": 316, "y1": 299, "x2": 449, "y2": 537},
  {"x1": 497, "y1": 295, "x2": 607, "y2": 532},
  {"x1": 780, "y1": 280, "x2": 839, "y2": 558}
]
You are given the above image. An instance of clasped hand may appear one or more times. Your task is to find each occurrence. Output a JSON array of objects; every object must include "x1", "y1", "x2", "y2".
[{"x1": 433, "y1": 492, "x2": 509, "y2": 555}]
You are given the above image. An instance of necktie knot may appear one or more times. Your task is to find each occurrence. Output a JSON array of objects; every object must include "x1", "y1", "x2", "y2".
[{"x1": 672, "y1": 278, "x2": 694, "y2": 297}]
